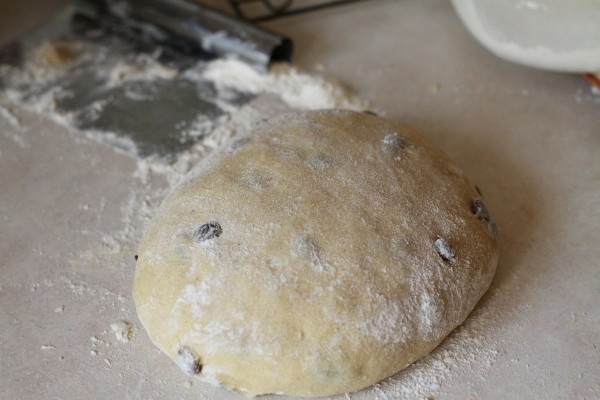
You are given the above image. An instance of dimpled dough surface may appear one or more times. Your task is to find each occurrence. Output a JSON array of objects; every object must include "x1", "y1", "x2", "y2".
[{"x1": 133, "y1": 110, "x2": 499, "y2": 397}]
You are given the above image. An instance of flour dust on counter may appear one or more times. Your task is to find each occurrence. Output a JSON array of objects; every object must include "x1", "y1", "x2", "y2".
[{"x1": 575, "y1": 84, "x2": 600, "y2": 104}]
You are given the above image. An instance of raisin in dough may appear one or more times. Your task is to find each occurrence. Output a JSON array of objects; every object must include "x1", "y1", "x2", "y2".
[{"x1": 133, "y1": 110, "x2": 499, "y2": 397}]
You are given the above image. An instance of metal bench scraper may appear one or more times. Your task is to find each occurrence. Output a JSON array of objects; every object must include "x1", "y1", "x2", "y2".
[{"x1": 0, "y1": 0, "x2": 293, "y2": 161}]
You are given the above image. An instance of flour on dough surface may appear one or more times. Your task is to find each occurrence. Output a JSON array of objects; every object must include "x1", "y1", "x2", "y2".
[{"x1": 133, "y1": 110, "x2": 498, "y2": 397}]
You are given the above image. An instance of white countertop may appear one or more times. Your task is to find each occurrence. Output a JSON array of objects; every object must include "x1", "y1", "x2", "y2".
[{"x1": 1, "y1": 1, "x2": 599, "y2": 399}]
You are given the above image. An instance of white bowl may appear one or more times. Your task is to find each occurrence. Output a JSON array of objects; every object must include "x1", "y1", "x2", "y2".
[{"x1": 451, "y1": 0, "x2": 600, "y2": 73}]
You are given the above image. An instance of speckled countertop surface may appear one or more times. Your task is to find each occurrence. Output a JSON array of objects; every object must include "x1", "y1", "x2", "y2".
[{"x1": 1, "y1": 1, "x2": 599, "y2": 399}]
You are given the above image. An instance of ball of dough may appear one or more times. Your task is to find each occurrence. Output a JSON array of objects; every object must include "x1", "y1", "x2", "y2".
[{"x1": 133, "y1": 110, "x2": 498, "y2": 397}]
